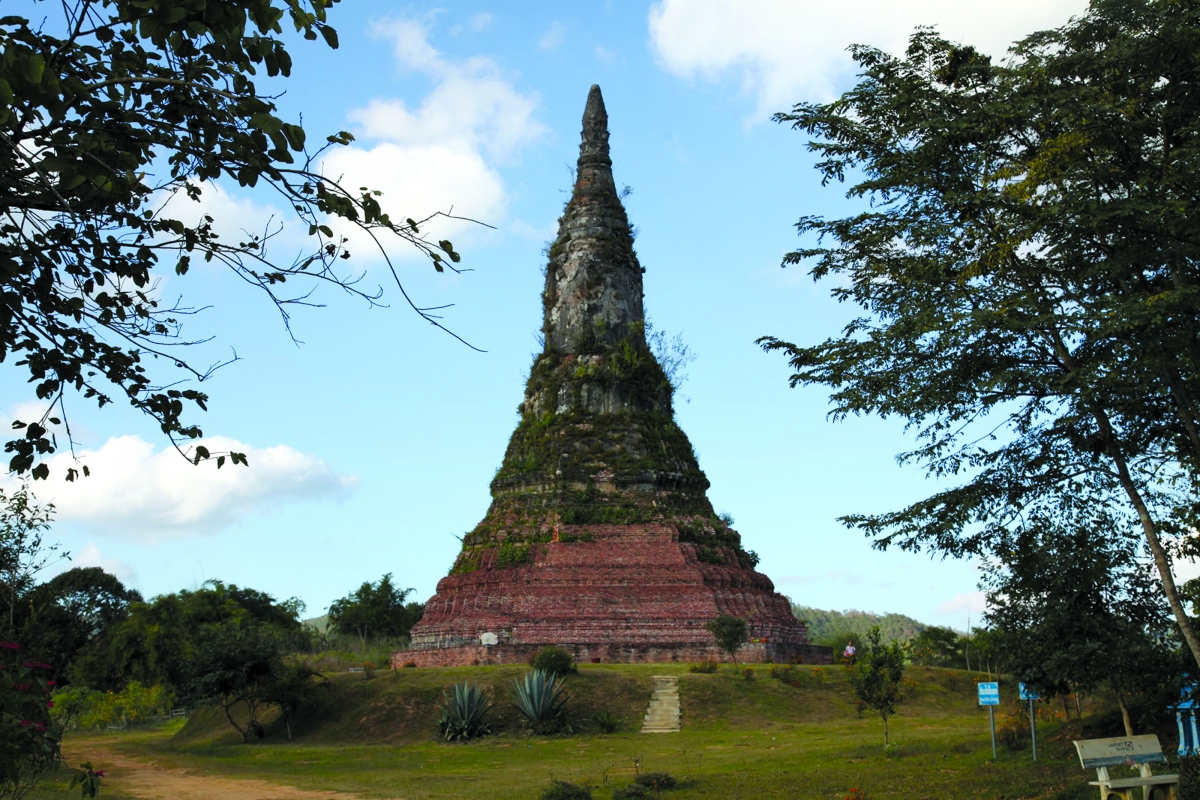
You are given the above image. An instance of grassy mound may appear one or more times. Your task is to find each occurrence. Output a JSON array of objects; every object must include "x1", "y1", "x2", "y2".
[{"x1": 55, "y1": 663, "x2": 1170, "y2": 800}]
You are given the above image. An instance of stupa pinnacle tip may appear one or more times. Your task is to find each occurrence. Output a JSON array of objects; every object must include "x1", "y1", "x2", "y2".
[{"x1": 579, "y1": 84, "x2": 610, "y2": 168}]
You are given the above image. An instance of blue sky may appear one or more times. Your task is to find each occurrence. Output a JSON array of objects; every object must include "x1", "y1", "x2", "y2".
[{"x1": 3, "y1": 0, "x2": 1098, "y2": 628}]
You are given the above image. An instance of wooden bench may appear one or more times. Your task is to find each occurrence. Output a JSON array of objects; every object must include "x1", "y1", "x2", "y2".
[{"x1": 1074, "y1": 735, "x2": 1179, "y2": 800}]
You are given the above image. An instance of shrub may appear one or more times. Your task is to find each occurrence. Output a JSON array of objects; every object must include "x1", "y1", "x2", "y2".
[
  {"x1": 612, "y1": 785, "x2": 649, "y2": 799},
  {"x1": 1, "y1": 647, "x2": 60, "y2": 799},
  {"x1": 742, "y1": 667, "x2": 755, "y2": 681},
  {"x1": 541, "y1": 780, "x2": 591, "y2": 800},
  {"x1": 770, "y1": 664, "x2": 802, "y2": 687},
  {"x1": 402, "y1": 661, "x2": 417, "y2": 669},
  {"x1": 592, "y1": 710, "x2": 624, "y2": 734},
  {"x1": 688, "y1": 659, "x2": 718, "y2": 674},
  {"x1": 511, "y1": 670, "x2": 571, "y2": 734},
  {"x1": 53, "y1": 682, "x2": 174, "y2": 731},
  {"x1": 996, "y1": 708, "x2": 1030, "y2": 751},
  {"x1": 532, "y1": 646, "x2": 576, "y2": 677},
  {"x1": 1182, "y1": 753, "x2": 1200, "y2": 800},
  {"x1": 635, "y1": 772, "x2": 677, "y2": 789},
  {"x1": 436, "y1": 682, "x2": 494, "y2": 742}
]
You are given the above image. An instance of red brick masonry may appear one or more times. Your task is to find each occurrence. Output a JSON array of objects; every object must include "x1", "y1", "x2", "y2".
[{"x1": 400, "y1": 524, "x2": 832, "y2": 667}]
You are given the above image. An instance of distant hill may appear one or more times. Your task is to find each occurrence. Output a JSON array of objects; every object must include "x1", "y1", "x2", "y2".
[
  {"x1": 792, "y1": 605, "x2": 933, "y2": 646},
  {"x1": 302, "y1": 614, "x2": 329, "y2": 633}
]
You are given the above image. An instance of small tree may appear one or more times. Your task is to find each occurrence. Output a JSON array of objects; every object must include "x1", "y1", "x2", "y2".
[
  {"x1": 847, "y1": 626, "x2": 906, "y2": 749},
  {"x1": 181, "y1": 620, "x2": 284, "y2": 742},
  {"x1": 0, "y1": 487, "x2": 63, "y2": 640},
  {"x1": 706, "y1": 614, "x2": 748, "y2": 666},
  {"x1": 327, "y1": 574, "x2": 420, "y2": 650},
  {"x1": 260, "y1": 662, "x2": 326, "y2": 741}
]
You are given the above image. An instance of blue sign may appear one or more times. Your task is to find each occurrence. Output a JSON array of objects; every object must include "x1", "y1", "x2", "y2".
[
  {"x1": 1019, "y1": 683, "x2": 1040, "y2": 701},
  {"x1": 978, "y1": 682, "x2": 1000, "y2": 706}
]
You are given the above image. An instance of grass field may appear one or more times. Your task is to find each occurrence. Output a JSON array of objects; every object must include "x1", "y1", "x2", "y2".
[{"x1": 32, "y1": 663, "x2": 1153, "y2": 800}]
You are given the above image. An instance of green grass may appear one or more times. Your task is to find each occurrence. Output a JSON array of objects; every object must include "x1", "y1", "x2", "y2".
[{"x1": 45, "y1": 664, "x2": 1150, "y2": 800}]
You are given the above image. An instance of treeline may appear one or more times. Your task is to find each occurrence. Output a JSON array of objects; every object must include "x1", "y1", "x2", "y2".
[
  {"x1": 2, "y1": 487, "x2": 424, "y2": 748},
  {"x1": 792, "y1": 606, "x2": 930, "y2": 647}
]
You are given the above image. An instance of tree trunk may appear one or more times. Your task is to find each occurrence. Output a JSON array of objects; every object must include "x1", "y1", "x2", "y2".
[
  {"x1": 1042, "y1": 328, "x2": 1200, "y2": 670},
  {"x1": 1116, "y1": 691, "x2": 1134, "y2": 737},
  {"x1": 883, "y1": 712, "x2": 890, "y2": 749},
  {"x1": 1092, "y1": 401, "x2": 1200, "y2": 669},
  {"x1": 223, "y1": 703, "x2": 248, "y2": 743}
]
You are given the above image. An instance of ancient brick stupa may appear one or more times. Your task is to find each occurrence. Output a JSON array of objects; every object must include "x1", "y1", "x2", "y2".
[{"x1": 403, "y1": 86, "x2": 829, "y2": 667}]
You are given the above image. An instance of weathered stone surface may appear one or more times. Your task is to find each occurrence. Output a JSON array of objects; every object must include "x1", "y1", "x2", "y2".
[{"x1": 405, "y1": 85, "x2": 826, "y2": 667}]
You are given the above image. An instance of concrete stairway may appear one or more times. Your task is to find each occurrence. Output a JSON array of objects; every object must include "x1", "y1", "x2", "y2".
[{"x1": 641, "y1": 675, "x2": 681, "y2": 733}]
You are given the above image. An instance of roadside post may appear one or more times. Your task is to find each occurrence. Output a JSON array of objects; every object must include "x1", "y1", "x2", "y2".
[
  {"x1": 1020, "y1": 683, "x2": 1040, "y2": 761},
  {"x1": 978, "y1": 681, "x2": 1000, "y2": 759}
]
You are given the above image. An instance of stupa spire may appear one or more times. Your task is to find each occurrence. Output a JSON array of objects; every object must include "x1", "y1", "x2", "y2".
[
  {"x1": 579, "y1": 84, "x2": 612, "y2": 171},
  {"x1": 543, "y1": 84, "x2": 645, "y2": 355}
]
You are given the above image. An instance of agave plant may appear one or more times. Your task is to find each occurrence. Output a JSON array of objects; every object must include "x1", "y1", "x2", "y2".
[
  {"x1": 437, "y1": 682, "x2": 495, "y2": 742},
  {"x1": 511, "y1": 669, "x2": 572, "y2": 734}
]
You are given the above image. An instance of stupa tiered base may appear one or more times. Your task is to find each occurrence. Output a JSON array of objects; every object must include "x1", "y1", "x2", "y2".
[{"x1": 399, "y1": 524, "x2": 830, "y2": 667}]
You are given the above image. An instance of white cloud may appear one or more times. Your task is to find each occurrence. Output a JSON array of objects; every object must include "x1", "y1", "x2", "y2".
[
  {"x1": 594, "y1": 45, "x2": 617, "y2": 64},
  {"x1": 319, "y1": 142, "x2": 506, "y2": 254},
  {"x1": 4, "y1": 435, "x2": 356, "y2": 542},
  {"x1": 71, "y1": 542, "x2": 138, "y2": 585},
  {"x1": 935, "y1": 590, "x2": 987, "y2": 621},
  {"x1": 467, "y1": 12, "x2": 493, "y2": 33},
  {"x1": 538, "y1": 22, "x2": 566, "y2": 52},
  {"x1": 322, "y1": 17, "x2": 546, "y2": 258},
  {"x1": 648, "y1": 0, "x2": 1090, "y2": 118}
]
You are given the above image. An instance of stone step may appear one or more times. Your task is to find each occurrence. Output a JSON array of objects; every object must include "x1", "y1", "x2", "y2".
[{"x1": 641, "y1": 675, "x2": 681, "y2": 734}]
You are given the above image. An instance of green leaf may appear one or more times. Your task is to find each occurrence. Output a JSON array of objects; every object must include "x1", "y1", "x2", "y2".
[
  {"x1": 319, "y1": 25, "x2": 339, "y2": 49},
  {"x1": 25, "y1": 54, "x2": 45, "y2": 84}
]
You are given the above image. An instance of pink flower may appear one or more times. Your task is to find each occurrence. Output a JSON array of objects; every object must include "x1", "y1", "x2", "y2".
[
  {"x1": 21, "y1": 661, "x2": 52, "y2": 670},
  {"x1": 0, "y1": 642, "x2": 19, "y2": 650}
]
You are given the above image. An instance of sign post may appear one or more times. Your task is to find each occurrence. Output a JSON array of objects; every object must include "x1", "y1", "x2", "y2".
[
  {"x1": 978, "y1": 682, "x2": 1000, "y2": 759},
  {"x1": 1020, "y1": 683, "x2": 1040, "y2": 761}
]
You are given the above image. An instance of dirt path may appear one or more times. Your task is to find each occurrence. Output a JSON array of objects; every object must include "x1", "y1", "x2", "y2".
[{"x1": 69, "y1": 744, "x2": 378, "y2": 800}]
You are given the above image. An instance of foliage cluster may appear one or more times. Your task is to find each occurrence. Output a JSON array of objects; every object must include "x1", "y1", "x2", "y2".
[
  {"x1": 764, "y1": 0, "x2": 1200, "y2": 669},
  {"x1": 687, "y1": 660, "x2": 718, "y2": 674},
  {"x1": 0, "y1": 644, "x2": 58, "y2": 800},
  {"x1": 793, "y1": 606, "x2": 927, "y2": 650},
  {"x1": 327, "y1": 574, "x2": 424, "y2": 650},
  {"x1": 1, "y1": 0, "x2": 466, "y2": 479},
  {"x1": 531, "y1": 646, "x2": 576, "y2": 678},
  {"x1": 541, "y1": 781, "x2": 592, "y2": 800},
  {"x1": 51, "y1": 681, "x2": 173, "y2": 731}
]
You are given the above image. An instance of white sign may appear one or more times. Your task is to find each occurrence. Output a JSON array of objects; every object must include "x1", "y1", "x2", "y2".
[
  {"x1": 978, "y1": 682, "x2": 1000, "y2": 706},
  {"x1": 480, "y1": 632, "x2": 498, "y2": 646}
]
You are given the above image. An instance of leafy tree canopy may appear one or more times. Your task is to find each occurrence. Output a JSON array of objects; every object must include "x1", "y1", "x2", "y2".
[
  {"x1": 1, "y1": 0, "x2": 468, "y2": 481},
  {"x1": 18, "y1": 566, "x2": 141, "y2": 682},
  {"x1": 327, "y1": 573, "x2": 422, "y2": 647},
  {"x1": 73, "y1": 578, "x2": 305, "y2": 691},
  {"x1": 982, "y1": 495, "x2": 1176, "y2": 733},
  {"x1": 763, "y1": 0, "x2": 1200, "y2": 666}
]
